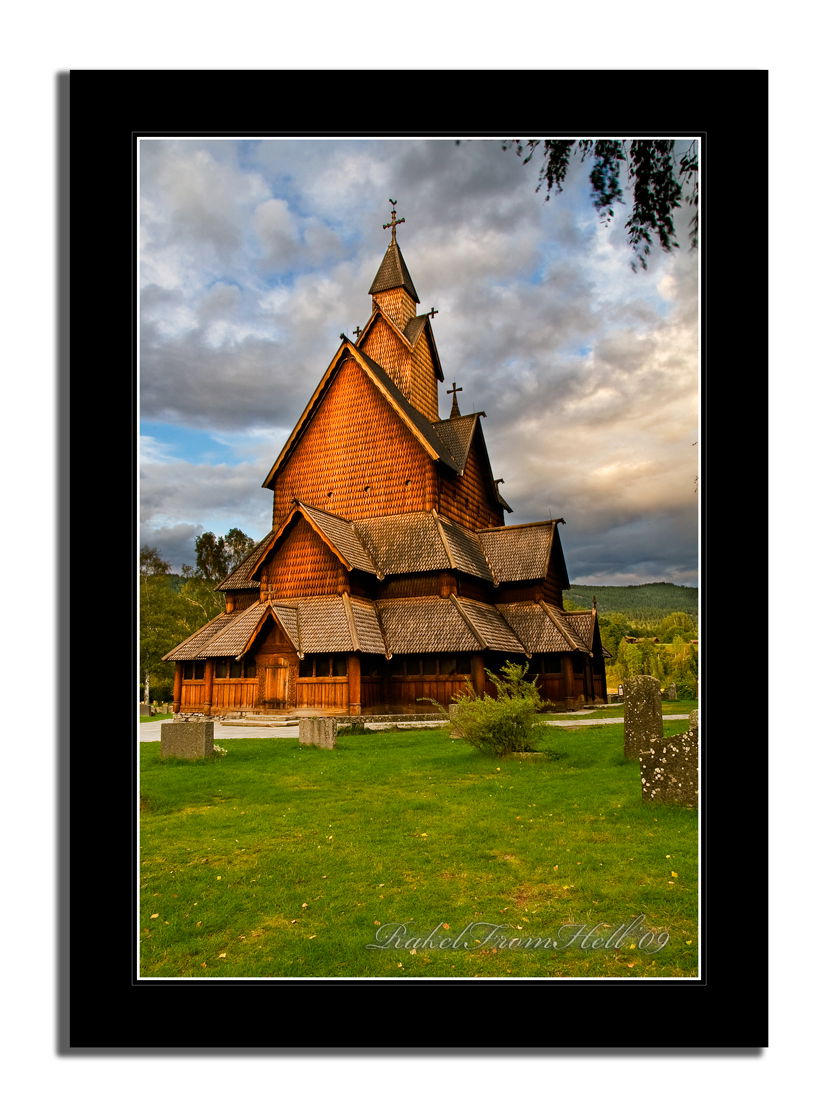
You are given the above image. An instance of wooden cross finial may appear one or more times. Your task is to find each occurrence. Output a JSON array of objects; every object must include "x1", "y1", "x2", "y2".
[
  {"x1": 353, "y1": 326, "x2": 362, "y2": 339},
  {"x1": 428, "y1": 306, "x2": 438, "y2": 318},
  {"x1": 383, "y1": 199, "x2": 405, "y2": 244},
  {"x1": 446, "y1": 381, "x2": 463, "y2": 417}
]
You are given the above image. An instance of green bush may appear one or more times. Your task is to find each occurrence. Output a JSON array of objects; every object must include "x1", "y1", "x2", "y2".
[{"x1": 446, "y1": 661, "x2": 547, "y2": 757}]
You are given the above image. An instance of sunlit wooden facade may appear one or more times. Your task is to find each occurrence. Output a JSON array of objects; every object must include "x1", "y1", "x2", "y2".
[{"x1": 164, "y1": 215, "x2": 607, "y2": 713}]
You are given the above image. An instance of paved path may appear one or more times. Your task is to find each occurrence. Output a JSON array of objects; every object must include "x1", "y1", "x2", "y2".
[{"x1": 139, "y1": 713, "x2": 691, "y2": 742}]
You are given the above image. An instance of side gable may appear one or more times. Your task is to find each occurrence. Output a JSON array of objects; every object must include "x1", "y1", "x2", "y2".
[
  {"x1": 258, "y1": 514, "x2": 351, "y2": 598},
  {"x1": 266, "y1": 346, "x2": 450, "y2": 527},
  {"x1": 437, "y1": 416, "x2": 507, "y2": 530}
]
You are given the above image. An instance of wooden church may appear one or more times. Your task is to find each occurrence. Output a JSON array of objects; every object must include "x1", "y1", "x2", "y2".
[{"x1": 164, "y1": 206, "x2": 607, "y2": 715}]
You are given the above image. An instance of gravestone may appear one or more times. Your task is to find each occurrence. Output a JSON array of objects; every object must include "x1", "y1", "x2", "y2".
[
  {"x1": 689, "y1": 709, "x2": 699, "y2": 730},
  {"x1": 139, "y1": 703, "x2": 151, "y2": 717},
  {"x1": 623, "y1": 675, "x2": 663, "y2": 760},
  {"x1": 665, "y1": 684, "x2": 677, "y2": 700},
  {"x1": 639, "y1": 725, "x2": 699, "y2": 807},
  {"x1": 299, "y1": 717, "x2": 337, "y2": 749},
  {"x1": 160, "y1": 720, "x2": 214, "y2": 760}
]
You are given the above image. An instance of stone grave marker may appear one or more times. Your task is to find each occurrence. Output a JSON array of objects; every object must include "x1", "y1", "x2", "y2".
[
  {"x1": 299, "y1": 717, "x2": 337, "y2": 749},
  {"x1": 639, "y1": 725, "x2": 698, "y2": 808},
  {"x1": 623, "y1": 675, "x2": 663, "y2": 760},
  {"x1": 161, "y1": 720, "x2": 214, "y2": 760}
]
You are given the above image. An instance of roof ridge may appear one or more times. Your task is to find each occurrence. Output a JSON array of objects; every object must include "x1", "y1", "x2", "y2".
[
  {"x1": 449, "y1": 594, "x2": 487, "y2": 649},
  {"x1": 341, "y1": 592, "x2": 360, "y2": 651},
  {"x1": 541, "y1": 601, "x2": 591, "y2": 654}
]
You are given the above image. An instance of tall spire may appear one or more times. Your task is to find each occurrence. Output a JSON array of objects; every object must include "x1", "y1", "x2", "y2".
[
  {"x1": 447, "y1": 381, "x2": 463, "y2": 418},
  {"x1": 369, "y1": 201, "x2": 419, "y2": 303}
]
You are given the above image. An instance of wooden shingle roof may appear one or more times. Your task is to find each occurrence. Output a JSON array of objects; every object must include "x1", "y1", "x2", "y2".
[
  {"x1": 478, "y1": 522, "x2": 559, "y2": 583},
  {"x1": 164, "y1": 595, "x2": 598, "y2": 663},
  {"x1": 369, "y1": 240, "x2": 419, "y2": 302},
  {"x1": 431, "y1": 413, "x2": 483, "y2": 475},
  {"x1": 295, "y1": 502, "x2": 380, "y2": 576}
]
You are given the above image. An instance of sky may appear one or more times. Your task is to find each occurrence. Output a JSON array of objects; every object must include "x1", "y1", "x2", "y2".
[{"x1": 139, "y1": 136, "x2": 699, "y2": 586}]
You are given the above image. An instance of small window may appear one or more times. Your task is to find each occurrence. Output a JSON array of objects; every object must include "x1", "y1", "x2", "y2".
[
  {"x1": 182, "y1": 662, "x2": 193, "y2": 680},
  {"x1": 193, "y1": 662, "x2": 205, "y2": 680},
  {"x1": 439, "y1": 655, "x2": 456, "y2": 676},
  {"x1": 299, "y1": 658, "x2": 314, "y2": 677},
  {"x1": 455, "y1": 655, "x2": 471, "y2": 675},
  {"x1": 229, "y1": 660, "x2": 242, "y2": 679},
  {"x1": 543, "y1": 654, "x2": 563, "y2": 674},
  {"x1": 215, "y1": 660, "x2": 228, "y2": 679},
  {"x1": 331, "y1": 656, "x2": 347, "y2": 678},
  {"x1": 244, "y1": 660, "x2": 257, "y2": 679}
]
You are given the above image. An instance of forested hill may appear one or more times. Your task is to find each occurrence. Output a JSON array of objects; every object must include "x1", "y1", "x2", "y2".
[{"x1": 565, "y1": 582, "x2": 698, "y2": 621}]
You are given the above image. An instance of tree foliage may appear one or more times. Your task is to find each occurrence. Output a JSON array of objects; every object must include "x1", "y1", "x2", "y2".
[
  {"x1": 193, "y1": 528, "x2": 256, "y2": 583},
  {"x1": 505, "y1": 138, "x2": 698, "y2": 270},
  {"x1": 139, "y1": 529, "x2": 257, "y2": 702}
]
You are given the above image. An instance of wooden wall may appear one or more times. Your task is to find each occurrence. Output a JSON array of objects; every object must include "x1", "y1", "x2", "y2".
[
  {"x1": 271, "y1": 359, "x2": 436, "y2": 526},
  {"x1": 260, "y1": 517, "x2": 347, "y2": 598},
  {"x1": 437, "y1": 441, "x2": 504, "y2": 531}
]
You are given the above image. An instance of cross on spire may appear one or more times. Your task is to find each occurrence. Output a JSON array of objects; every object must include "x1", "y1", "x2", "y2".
[
  {"x1": 428, "y1": 306, "x2": 438, "y2": 318},
  {"x1": 446, "y1": 381, "x2": 463, "y2": 418},
  {"x1": 353, "y1": 326, "x2": 362, "y2": 339},
  {"x1": 383, "y1": 199, "x2": 405, "y2": 244}
]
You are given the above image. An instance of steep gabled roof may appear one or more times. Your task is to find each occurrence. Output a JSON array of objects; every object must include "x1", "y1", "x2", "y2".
[
  {"x1": 262, "y1": 338, "x2": 459, "y2": 489},
  {"x1": 295, "y1": 502, "x2": 379, "y2": 576},
  {"x1": 478, "y1": 521, "x2": 568, "y2": 586},
  {"x1": 162, "y1": 600, "x2": 267, "y2": 661},
  {"x1": 247, "y1": 501, "x2": 380, "y2": 580},
  {"x1": 432, "y1": 413, "x2": 483, "y2": 474},
  {"x1": 369, "y1": 240, "x2": 419, "y2": 302}
]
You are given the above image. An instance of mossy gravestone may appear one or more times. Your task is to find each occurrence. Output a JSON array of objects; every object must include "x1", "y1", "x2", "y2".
[
  {"x1": 623, "y1": 675, "x2": 663, "y2": 760},
  {"x1": 640, "y1": 726, "x2": 698, "y2": 808},
  {"x1": 160, "y1": 720, "x2": 214, "y2": 759}
]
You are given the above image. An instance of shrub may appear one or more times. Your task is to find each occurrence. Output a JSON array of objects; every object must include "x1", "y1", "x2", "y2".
[{"x1": 446, "y1": 660, "x2": 547, "y2": 757}]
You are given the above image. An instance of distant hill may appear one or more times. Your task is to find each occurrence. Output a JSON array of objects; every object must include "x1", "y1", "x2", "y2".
[{"x1": 565, "y1": 582, "x2": 698, "y2": 622}]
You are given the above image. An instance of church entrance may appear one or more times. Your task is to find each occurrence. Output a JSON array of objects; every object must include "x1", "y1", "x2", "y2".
[{"x1": 263, "y1": 661, "x2": 290, "y2": 708}]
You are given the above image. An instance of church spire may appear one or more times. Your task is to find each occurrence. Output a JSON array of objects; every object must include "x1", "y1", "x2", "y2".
[{"x1": 369, "y1": 201, "x2": 420, "y2": 305}]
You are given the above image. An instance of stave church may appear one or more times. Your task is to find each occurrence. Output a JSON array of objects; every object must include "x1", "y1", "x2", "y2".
[{"x1": 163, "y1": 206, "x2": 607, "y2": 715}]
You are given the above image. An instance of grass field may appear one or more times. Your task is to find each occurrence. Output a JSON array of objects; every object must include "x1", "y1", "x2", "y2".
[{"x1": 139, "y1": 720, "x2": 698, "y2": 979}]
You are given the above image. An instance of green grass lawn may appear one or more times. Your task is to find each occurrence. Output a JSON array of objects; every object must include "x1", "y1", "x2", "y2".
[
  {"x1": 139, "y1": 723, "x2": 698, "y2": 979},
  {"x1": 140, "y1": 713, "x2": 172, "y2": 723}
]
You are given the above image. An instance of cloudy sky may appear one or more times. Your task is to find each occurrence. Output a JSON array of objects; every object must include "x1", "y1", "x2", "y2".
[{"x1": 139, "y1": 136, "x2": 699, "y2": 586}]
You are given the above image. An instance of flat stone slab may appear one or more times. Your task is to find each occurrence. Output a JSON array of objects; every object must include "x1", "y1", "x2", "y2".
[
  {"x1": 299, "y1": 717, "x2": 337, "y2": 749},
  {"x1": 161, "y1": 720, "x2": 214, "y2": 759}
]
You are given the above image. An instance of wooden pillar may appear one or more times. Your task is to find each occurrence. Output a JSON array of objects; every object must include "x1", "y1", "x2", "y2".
[
  {"x1": 203, "y1": 659, "x2": 215, "y2": 713},
  {"x1": 471, "y1": 653, "x2": 486, "y2": 695},
  {"x1": 562, "y1": 655, "x2": 575, "y2": 703},
  {"x1": 584, "y1": 657, "x2": 594, "y2": 702},
  {"x1": 348, "y1": 653, "x2": 362, "y2": 715},
  {"x1": 173, "y1": 663, "x2": 183, "y2": 714}
]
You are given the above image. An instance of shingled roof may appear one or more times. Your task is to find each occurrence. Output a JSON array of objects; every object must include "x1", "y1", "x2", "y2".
[
  {"x1": 369, "y1": 240, "x2": 419, "y2": 302},
  {"x1": 478, "y1": 522, "x2": 568, "y2": 585}
]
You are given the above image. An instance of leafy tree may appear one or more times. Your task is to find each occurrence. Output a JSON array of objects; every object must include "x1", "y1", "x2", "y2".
[
  {"x1": 140, "y1": 545, "x2": 171, "y2": 577},
  {"x1": 504, "y1": 138, "x2": 698, "y2": 271},
  {"x1": 193, "y1": 528, "x2": 256, "y2": 582}
]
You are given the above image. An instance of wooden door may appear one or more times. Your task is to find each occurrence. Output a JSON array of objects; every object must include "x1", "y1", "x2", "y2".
[{"x1": 264, "y1": 663, "x2": 289, "y2": 707}]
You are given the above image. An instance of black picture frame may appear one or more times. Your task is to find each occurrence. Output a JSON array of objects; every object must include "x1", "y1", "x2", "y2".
[{"x1": 66, "y1": 68, "x2": 767, "y2": 1051}]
